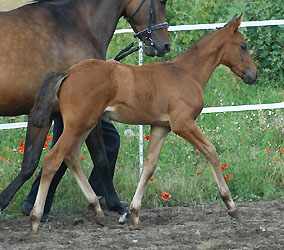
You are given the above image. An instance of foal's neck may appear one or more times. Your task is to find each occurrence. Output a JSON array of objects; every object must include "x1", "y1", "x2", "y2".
[{"x1": 174, "y1": 29, "x2": 227, "y2": 89}]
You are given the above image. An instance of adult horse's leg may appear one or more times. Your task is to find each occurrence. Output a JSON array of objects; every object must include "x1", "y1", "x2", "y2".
[
  {"x1": 0, "y1": 121, "x2": 51, "y2": 212},
  {"x1": 172, "y1": 120, "x2": 238, "y2": 217},
  {"x1": 29, "y1": 129, "x2": 103, "y2": 234},
  {"x1": 86, "y1": 119, "x2": 129, "y2": 222},
  {"x1": 87, "y1": 120, "x2": 119, "y2": 197},
  {"x1": 130, "y1": 126, "x2": 170, "y2": 230}
]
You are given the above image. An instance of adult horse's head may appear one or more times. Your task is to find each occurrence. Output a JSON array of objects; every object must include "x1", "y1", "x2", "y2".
[
  {"x1": 124, "y1": 0, "x2": 170, "y2": 57},
  {"x1": 221, "y1": 14, "x2": 258, "y2": 84}
]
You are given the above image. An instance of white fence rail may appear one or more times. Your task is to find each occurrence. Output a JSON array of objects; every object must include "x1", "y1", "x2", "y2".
[{"x1": 1, "y1": 19, "x2": 283, "y2": 131}]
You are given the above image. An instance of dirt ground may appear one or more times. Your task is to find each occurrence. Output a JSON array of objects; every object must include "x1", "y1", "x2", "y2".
[{"x1": 0, "y1": 200, "x2": 283, "y2": 250}]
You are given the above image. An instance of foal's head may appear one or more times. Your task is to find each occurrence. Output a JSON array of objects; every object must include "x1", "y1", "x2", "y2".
[
  {"x1": 221, "y1": 14, "x2": 258, "y2": 84},
  {"x1": 125, "y1": 0, "x2": 170, "y2": 57}
]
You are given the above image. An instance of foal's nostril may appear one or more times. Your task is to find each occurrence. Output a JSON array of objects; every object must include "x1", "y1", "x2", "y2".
[{"x1": 163, "y1": 43, "x2": 170, "y2": 53}]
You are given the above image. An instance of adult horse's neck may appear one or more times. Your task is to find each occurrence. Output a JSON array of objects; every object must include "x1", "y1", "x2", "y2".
[
  {"x1": 45, "y1": 0, "x2": 129, "y2": 60},
  {"x1": 174, "y1": 28, "x2": 227, "y2": 89}
]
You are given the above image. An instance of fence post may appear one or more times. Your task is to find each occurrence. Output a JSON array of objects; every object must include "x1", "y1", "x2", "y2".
[{"x1": 138, "y1": 41, "x2": 144, "y2": 175}]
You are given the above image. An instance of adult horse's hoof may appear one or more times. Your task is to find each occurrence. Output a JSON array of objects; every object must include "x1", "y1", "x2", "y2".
[
  {"x1": 228, "y1": 209, "x2": 239, "y2": 219},
  {"x1": 119, "y1": 210, "x2": 130, "y2": 224}
]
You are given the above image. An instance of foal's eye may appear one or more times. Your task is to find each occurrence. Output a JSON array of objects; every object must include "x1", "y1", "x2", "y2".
[
  {"x1": 240, "y1": 43, "x2": 247, "y2": 51},
  {"x1": 160, "y1": 0, "x2": 167, "y2": 4}
]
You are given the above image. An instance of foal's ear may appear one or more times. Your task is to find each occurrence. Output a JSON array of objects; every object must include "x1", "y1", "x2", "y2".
[{"x1": 225, "y1": 13, "x2": 243, "y2": 33}]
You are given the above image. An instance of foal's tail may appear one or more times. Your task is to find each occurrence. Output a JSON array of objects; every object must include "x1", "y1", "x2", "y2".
[{"x1": 29, "y1": 72, "x2": 67, "y2": 128}]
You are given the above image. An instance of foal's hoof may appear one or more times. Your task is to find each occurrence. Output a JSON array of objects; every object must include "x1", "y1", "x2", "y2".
[
  {"x1": 228, "y1": 210, "x2": 239, "y2": 219},
  {"x1": 94, "y1": 211, "x2": 105, "y2": 227},
  {"x1": 119, "y1": 210, "x2": 130, "y2": 224},
  {"x1": 129, "y1": 223, "x2": 140, "y2": 231},
  {"x1": 27, "y1": 230, "x2": 37, "y2": 236}
]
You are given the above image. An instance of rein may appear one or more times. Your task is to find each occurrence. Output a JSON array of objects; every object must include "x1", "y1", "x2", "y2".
[
  {"x1": 114, "y1": 0, "x2": 168, "y2": 61},
  {"x1": 114, "y1": 42, "x2": 140, "y2": 61}
]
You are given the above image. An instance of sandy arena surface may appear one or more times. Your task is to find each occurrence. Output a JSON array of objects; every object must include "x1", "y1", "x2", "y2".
[{"x1": 0, "y1": 200, "x2": 283, "y2": 249}]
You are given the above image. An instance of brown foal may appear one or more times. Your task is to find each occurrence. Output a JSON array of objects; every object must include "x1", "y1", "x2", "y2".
[{"x1": 29, "y1": 14, "x2": 257, "y2": 233}]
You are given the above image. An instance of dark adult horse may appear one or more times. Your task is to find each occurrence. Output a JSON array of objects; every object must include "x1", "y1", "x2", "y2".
[{"x1": 0, "y1": 0, "x2": 170, "y2": 217}]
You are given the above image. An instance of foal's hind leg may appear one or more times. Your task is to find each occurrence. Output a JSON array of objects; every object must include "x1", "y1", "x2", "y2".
[
  {"x1": 29, "y1": 129, "x2": 84, "y2": 234},
  {"x1": 172, "y1": 121, "x2": 237, "y2": 217},
  {"x1": 130, "y1": 126, "x2": 170, "y2": 230},
  {"x1": 64, "y1": 133, "x2": 104, "y2": 225},
  {"x1": 86, "y1": 119, "x2": 128, "y2": 221}
]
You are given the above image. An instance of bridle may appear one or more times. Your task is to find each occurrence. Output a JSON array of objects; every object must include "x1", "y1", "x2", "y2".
[
  {"x1": 125, "y1": 0, "x2": 168, "y2": 47},
  {"x1": 114, "y1": 0, "x2": 168, "y2": 61}
]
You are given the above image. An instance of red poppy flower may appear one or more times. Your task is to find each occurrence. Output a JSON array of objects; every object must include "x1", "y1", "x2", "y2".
[
  {"x1": 20, "y1": 141, "x2": 25, "y2": 147},
  {"x1": 80, "y1": 156, "x2": 86, "y2": 160},
  {"x1": 43, "y1": 142, "x2": 49, "y2": 149},
  {"x1": 145, "y1": 135, "x2": 150, "y2": 140},
  {"x1": 150, "y1": 176, "x2": 155, "y2": 181},
  {"x1": 211, "y1": 105, "x2": 217, "y2": 107},
  {"x1": 160, "y1": 192, "x2": 170, "y2": 200},
  {"x1": 228, "y1": 174, "x2": 233, "y2": 180},
  {"x1": 196, "y1": 170, "x2": 201, "y2": 175},
  {"x1": 18, "y1": 147, "x2": 24, "y2": 154},
  {"x1": 224, "y1": 176, "x2": 228, "y2": 181},
  {"x1": 45, "y1": 136, "x2": 52, "y2": 142},
  {"x1": 195, "y1": 149, "x2": 200, "y2": 153},
  {"x1": 265, "y1": 147, "x2": 271, "y2": 153},
  {"x1": 280, "y1": 149, "x2": 284, "y2": 153},
  {"x1": 220, "y1": 164, "x2": 228, "y2": 170},
  {"x1": 117, "y1": 153, "x2": 121, "y2": 157},
  {"x1": 0, "y1": 154, "x2": 3, "y2": 160},
  {"x1": 3, "y1": 158, "x2": 10, "y2": 162}
]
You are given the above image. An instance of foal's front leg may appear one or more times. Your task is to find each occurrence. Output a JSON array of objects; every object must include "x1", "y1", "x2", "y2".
[
  {"x1": 130, "y1": 126, "x2": 170, "y2": 230},
  {"x1": 172, "y1": 120, "x2": 237, "y2": 217}
]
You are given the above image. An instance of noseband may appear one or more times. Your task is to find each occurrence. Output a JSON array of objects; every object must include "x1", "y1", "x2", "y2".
[{"x1": 125, "y1": 0, "x2": 168, "y2": 46}]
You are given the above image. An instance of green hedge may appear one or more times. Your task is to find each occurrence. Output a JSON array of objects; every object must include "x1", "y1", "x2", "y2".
[{"x1": 244, "y1": 0, "x2": 284, "y2": 86}]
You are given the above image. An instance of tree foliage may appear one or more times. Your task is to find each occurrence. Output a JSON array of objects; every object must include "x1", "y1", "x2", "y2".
[{"x1": 244, "y1": 0, "x2": 284, "y2": 86}]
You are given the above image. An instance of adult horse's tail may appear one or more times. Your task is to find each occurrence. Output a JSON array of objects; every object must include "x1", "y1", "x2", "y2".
[{"x1": 30, "y1": 72, "x2": 67, "y2": 128}]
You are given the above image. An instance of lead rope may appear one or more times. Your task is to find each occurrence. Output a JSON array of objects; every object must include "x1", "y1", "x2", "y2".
[{"x1": 113, "y1": 41, "x2": 141, "y2": 62}]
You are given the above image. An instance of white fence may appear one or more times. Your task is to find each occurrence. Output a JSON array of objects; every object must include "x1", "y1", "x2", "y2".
[{"x1": 1, "y1": 19, "x2": 284, "y2": 170}]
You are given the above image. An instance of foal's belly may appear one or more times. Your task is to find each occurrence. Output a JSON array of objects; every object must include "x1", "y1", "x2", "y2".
[{"x1": 102, "y1": 106, "x2": 170, "y2": 127}]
